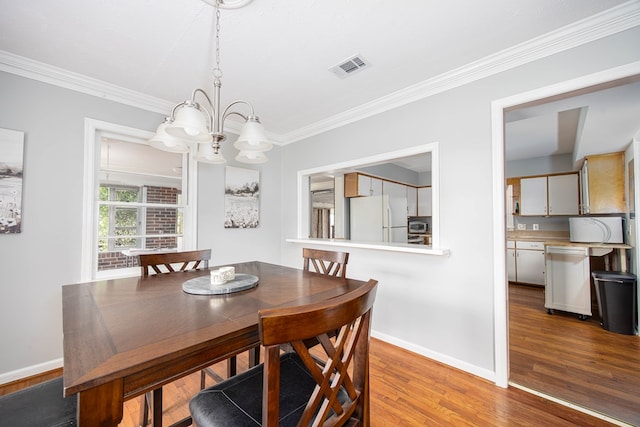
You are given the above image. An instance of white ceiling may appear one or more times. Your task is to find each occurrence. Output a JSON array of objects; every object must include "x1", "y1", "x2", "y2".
[{"x1": 1, "y1": 0, "x2": 638, "y2": 164}]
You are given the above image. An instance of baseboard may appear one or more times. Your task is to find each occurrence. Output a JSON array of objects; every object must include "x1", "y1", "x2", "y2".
[
  {"x1": 0, "y1": 358, "x2": 63, "y2": 392},
  {"x1": 371, "y1": 330, "x2": 496, "y2": 383},
  {"x1": 509, "y1": 382, "x2": 632, "y2": 427}
]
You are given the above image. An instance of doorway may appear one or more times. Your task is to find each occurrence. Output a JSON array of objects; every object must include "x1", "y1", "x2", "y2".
[{"x1": 492, "y1": 64, "x2": 640, "y2": 424}]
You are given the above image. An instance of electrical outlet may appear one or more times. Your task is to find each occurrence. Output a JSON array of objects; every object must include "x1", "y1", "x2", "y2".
[
  {"x1": 533, "y1": 224, "x2": 539, "y2": 231},
  {"x1": 517, "y1": 223, "x2": 526, "y2": 230}
]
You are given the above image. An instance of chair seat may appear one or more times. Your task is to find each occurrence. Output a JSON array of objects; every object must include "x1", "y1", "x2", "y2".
[
  {"x1": 0, "y1": 377, "x2": 77, "y2": 427},
  {"x1": 190, "y1": 352, "x2": 349, "y2": 427}
]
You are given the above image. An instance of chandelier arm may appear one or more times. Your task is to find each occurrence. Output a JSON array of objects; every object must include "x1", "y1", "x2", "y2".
[
  {"x1": 221, "y1": 100, "x2": 254, "y2": 125},
  {"x1": 169, "y1": 101, "x2": 189, "y2": 119},
  {"x1": 191, "y1": 88, "x2": 216, "y2": 132}
]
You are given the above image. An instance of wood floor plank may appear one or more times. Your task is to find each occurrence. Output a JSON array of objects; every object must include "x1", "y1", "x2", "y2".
[
  {"x1": 509, "y1": 283, "x2": 640, "y2": 426},
  {"x1": 115, "y1": 336, "x2": 616, "y2": 426}
]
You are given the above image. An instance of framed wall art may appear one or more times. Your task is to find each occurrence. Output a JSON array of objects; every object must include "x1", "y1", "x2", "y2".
[
  {"x1": 224, "y1": 166, "x2": 260, "y2": 228},
  {"x1": 0, "y1": 128, "x2": 24, "y2": 234}
]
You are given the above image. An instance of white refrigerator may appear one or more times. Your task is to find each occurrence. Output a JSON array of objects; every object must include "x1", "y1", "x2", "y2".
[{"x1": 350, "y1": 195, "x2": 408, "y2": 243}]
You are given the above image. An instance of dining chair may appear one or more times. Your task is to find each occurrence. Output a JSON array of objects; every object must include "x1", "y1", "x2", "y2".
[
  {"x1": 138, "y1": 249, "x2": 211, "y2": 276},
  {"x1": 0, "y1": 377, "x2": 77, "y2": 427},
  {"x1": 302, "y1": 247, "x2": 349, "y2": 278},
  {"x1": 138, "y1": 248, "x2": 248, "y2": 427},
  {"x1": 189, "y1": 278, "x2": 378, "y2": 427}
]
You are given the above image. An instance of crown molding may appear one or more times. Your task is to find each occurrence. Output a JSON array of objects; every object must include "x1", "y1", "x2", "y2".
[
  {"x1": 0, "y1": 1, "x2": 637, "y2": 145},
  {"x1": 279, "y1": 0, "x2": 640, "y2": 144},
  {"x1": 0, "y1": 50, "x2": 175, "y2": 115}
]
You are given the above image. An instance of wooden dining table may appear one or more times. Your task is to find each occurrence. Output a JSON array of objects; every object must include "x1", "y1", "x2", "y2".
[{"x1": 62, "y1": 260, "x2": 371, "y2": 426}]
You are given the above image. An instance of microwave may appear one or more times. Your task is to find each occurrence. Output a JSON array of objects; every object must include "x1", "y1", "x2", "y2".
[
  {"x1": 569, "y1": 216, "x2": 623, "y2": 243},
  {"x1": 408, "y1": 220, "x2": 428, "y2": 233}
]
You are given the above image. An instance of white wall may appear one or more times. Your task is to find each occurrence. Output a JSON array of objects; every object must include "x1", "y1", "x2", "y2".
[
  {"x1": 196, "y1": 143, "x2": 282, "y2": 265},
  {"x1": 280, "y1": 27, "x2": 640, "y2": 381}
]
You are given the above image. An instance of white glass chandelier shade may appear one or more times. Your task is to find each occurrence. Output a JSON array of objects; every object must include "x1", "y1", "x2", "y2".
[
  {"x1": 233, "y1": 116, "x2": 272, "y2": 152},
  {"x1": 235, "y1": 150, "x2": 267, "y2": 164},
  {"x1": 149, "y1": 119, "x2": 190, "y2": 153},
  {"x1": 166, "y1": 103, "x2": 213, "y2": 143},
  {"x1": 196, "y1": 143, "x2": 227, "y2": 164}
]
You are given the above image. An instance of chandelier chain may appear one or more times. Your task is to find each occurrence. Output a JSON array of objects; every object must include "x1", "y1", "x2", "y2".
[{"x1": 213, "y1": 0, "x2": 222, "y2": 78}]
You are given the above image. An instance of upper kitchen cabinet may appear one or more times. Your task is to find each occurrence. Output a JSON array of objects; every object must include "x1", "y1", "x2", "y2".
[
  {"x1": 580, "y1": 151, "x2": 625, "y2": 214},
  {"x1": 520, "y1": 176, "x2": 547, "y2": 215},
  {"x1": 344, "y1": 173, "x2": 382, "y2": 197},
  {"x1": 519, "y1": 172, "x2": 579, "y2": 216},
  {"x1": 548, "y1": 173, "x2": 580, "y2": 215},
  {"x1": 417, "y1": 186, "x2": 432, "y2": 216},
  {"x1": 407, "y1": 186, "x2": 418, "y2": 216}
]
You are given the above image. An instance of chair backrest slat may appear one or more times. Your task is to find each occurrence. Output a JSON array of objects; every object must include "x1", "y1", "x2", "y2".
[
  {"x1": 258, "y1": 279, "x2": 377, "y2": 427},
  {"x1": 302, "y1": 248, "x2": 349, "y2": 278},
  {"x1": 138, "y1": 249, "x2": 211, "y2": 276}
]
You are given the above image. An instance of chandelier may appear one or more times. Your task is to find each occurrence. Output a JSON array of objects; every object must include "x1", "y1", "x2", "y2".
[{"x1": 149, "y1": 0, "x2": 271, "y2": 164}]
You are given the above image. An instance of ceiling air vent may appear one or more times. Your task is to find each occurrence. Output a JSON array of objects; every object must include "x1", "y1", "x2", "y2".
[{"x1": 329, "y1": 55, "x2": 370, "y2": 79}]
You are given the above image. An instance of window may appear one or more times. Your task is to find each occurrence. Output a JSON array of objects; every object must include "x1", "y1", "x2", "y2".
[
  {"x1": 82, "y1": 119, "x2": 197, "y2": 280},
  {"x1": 99, "y1": 186, "x2": 141, "y2": 251}
]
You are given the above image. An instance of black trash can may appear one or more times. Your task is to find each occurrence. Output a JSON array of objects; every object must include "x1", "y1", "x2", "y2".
[{"x1": 591, "y1": 271, "x2": 637, "y2": 335}]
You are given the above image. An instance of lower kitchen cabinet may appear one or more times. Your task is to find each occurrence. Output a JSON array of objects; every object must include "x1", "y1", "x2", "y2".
[
  {"x1": 507, "y1": 241, "x2": 516, "y2": 282},
  {"x1": 508, "y1": 240, "x2": 545, "y2": 286},
  {"x1": 544, "y1": 245, "x2": 591, "y2": 318}
]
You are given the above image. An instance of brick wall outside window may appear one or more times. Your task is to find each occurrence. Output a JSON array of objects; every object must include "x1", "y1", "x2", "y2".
[{"x1": 98, "y1": 186, "x2": 181, "y2": 271}]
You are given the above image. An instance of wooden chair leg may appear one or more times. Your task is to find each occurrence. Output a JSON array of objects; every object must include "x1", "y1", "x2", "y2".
[
  {"x1": 249, "y1": 346, "x2": 260, "y2": 367},
  {"x1": 140, "y1": 392, "x2": 151, "y2": 427},
  {"x1": 226, "y1": 355, "x2": 237, "y2": 377},
  {"x1": 152, "y1": 388, "x2": 162, "y2": 427},
  {"x1": 200, "y1": 370, "x2": 206, "y2": 390}
]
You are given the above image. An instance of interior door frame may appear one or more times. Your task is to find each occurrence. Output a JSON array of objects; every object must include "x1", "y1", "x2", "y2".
[{"x1": 491, "y1": 60, "x2": 640, "y2": 388}]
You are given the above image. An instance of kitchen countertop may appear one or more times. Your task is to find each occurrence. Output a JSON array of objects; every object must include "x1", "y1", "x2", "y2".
[
  {"x1": 507, "y1": 231, "x2": 569, "y2": 242},
  {"x1": 507, "y1": 231, "x2": 631, "y2": 248},
  {"x1": 542, "y1": 240, "x2": 632, "y2": 249}
]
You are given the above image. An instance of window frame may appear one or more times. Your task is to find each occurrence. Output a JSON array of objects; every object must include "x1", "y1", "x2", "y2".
[
  {"x1": 289, "y1": 142, "x2": 449, "y2": 256},
  {"x1": 81, "y1": 118, "x2": 198, "y2": 280}
]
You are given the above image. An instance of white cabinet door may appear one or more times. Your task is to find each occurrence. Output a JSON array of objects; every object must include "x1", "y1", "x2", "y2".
[
  {"x1": 407, "y1": 187, "x2": 418, "y2": 216},
  {"x1": 515, "y1": 242, "x2": 545, "y2": 285},
  {"x1": 356, "y1": 174, "x2": 382, "y2": 196},
  {"x1": 520, "y1": 177, "x2": 547, "y2": 216},
  {"x1": 383, "y1": 181, "x2": 408, "y2": 224},
  {"x1": 507, "y1": 248, "x2": 516, "y2": 282},
  {"x1": 548, "y1": 173, "x2": 579, "y2": 215},
  {"x1": 417, "y1": 186, "x2": 432, "y2": 216},
  {"x1": 544, "y1": 246, "x2": 591, "y2": 316}
]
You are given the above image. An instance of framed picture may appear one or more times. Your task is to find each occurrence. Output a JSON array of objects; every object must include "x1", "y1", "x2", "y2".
[
  {"x1": 0, "y1": 128, "x2": 24, "y2": 234},
  {"x1": 224, "y1": 166, "x2": 260, "y2": 228}
]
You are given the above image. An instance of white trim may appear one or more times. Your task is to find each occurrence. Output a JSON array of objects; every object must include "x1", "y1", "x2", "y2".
[
  {"x1": 509, "y1": 383, "x2": 633, "y2": 427},
  {"x1": 286, "y1": 238, "x2": 450, "y2": 256},
  {"x1": 372, "y1": 330, "x2": 495, "y2": 383},
  {"x1": 295, "y1": 143, "x2": 444, "y2": 252},
  {"x1": 491, "y1": 61, "x2": 640, "y2": 387},
  {"x1": 491, "y1": 100, "x2": 509, "y2": 388},
  {"x1": 0, "y1": 51, "x2": 174, "y2": 115},
  {"x1": 0, "y1": 2, "x2": 637, "y2": 144},
  {"x1": 0, "y1": 358, "x2": 63, "y2": 386}
]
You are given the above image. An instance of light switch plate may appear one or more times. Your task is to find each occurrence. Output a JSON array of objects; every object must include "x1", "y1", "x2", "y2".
[
  {"x1": 517, "y1": 224, "x2": 526, "y2": 230},
  {"x1": 533, "y1": 224, "x2": 539, "y2": 230}
]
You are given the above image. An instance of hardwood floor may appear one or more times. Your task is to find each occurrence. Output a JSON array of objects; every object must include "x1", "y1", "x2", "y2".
[
  {"x1": 509, "y1": 283, "x2": 640, "y2": 426},
  {"x1": 116, "y1": 337, "x2": 617, "y2": 426}
]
